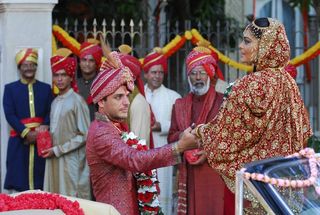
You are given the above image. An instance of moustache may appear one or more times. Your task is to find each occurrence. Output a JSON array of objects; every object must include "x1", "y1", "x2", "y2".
[{"x1": 192, "y1": 81, "x2": 205, "y2": 88}]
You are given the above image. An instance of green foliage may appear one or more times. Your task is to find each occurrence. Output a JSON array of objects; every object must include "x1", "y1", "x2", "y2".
[
  {"x1": 307, "y1": 135, "x2": 320, "y2": 153},
  {"x1": 53, "y1": 0, "x2": 145, "y2": 24},
  {"x1": 193, "y1": 0, "x2": 225, "y2": 24}
]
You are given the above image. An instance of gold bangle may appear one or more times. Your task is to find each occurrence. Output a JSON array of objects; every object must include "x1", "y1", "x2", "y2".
[
  {"x1": 194, "y1": 124, "x2": 204, "y2": 138},
  {"x1": 173, "y1": 142, "x2": 181, "y2": 155}
]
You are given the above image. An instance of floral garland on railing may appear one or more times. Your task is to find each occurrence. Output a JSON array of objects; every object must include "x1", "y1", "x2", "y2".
[
  {"x1": 241, "y1": 148, "x2": 320, "y2": 194},
  {"x1": 0, "y1": 193, "x2": 84, "y2": 215},
  {"x1": 121, "y1": 132, "x2": 163, "y2": 215},
  {"x1": 52, "y1": 33, "x2": 58, "y2": 55},
  {"x1": 190, "y1": 29, "x2": 253, "y2": 72},
  {"x1": 52, "y1": 25, "x2": 81, "y2": 56},
  {"x1": 290, "y1": 41, "x2": 320, "y2": 67},
  {"x1": 52, "y1": 25, "x2": 319, "y2": 73}
]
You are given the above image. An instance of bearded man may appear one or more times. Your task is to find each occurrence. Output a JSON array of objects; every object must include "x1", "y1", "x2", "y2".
[{"x1": 168, "y1": 46, "x2": 226, "y2": 215}]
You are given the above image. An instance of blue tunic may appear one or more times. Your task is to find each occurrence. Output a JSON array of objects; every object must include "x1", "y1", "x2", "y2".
[{"x1": 3, "y1": 79, "x2": 53, "y2": 191}]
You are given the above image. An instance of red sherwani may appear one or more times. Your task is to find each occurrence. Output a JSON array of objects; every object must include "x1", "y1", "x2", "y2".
[
  {"x1": 168, "y1": 86, "x2": 225, "y2": 215},
  {"x1": 86, "y1": 116, "x2": 180, "y2": 215}
]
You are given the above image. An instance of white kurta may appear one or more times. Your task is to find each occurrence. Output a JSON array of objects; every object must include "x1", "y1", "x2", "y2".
[
  {"x1": 44, "y1": 89, "x2": 91, "y2": 199},
  {"x1": 145, "y1": 84, "x2": 181, "y2": 215},
  {"x1": 129, "y1": 93, "x2": 151, "y2": 146}
]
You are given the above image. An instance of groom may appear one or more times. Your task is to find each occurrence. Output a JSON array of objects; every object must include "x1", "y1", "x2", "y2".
[{"x1": 86, "y1": 50, "x2": 198, "y2": 215}]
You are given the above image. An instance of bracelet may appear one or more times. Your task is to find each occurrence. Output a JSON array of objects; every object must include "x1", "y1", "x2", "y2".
[
  {"x1": 194, "y1": 124, "x2": 205, "y2": 139},
  {"x1": 172, "y1": 142, "x2": 181, "y2": 155}
]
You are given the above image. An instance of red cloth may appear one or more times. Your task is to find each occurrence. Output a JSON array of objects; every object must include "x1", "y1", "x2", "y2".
[
  {"x1": 142, "y1": 51, "x2": 167, "y2": 74},
  {"x1": 36, "y1": 130, "x2": 52, "y2": 157},
  {"x1": 86, "y1": 118, "x2": 180, "y2": 215},
  {"x1": 168, "y1": 85, "x2": 226, "y2": 215},
  {"x1": 80, "y1": 42, "x2": 103, "y2": 68},
  {"x1": 284, "y1": 63, "x2": 297, "y2": 79},
  {"x1": 10, "y1": 117, "x2": 43, "y2": 137}
]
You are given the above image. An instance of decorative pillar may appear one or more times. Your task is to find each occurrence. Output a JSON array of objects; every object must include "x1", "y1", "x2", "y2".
[{"x1": 0, "y1": 0, "x2": 58, "y2": 192}]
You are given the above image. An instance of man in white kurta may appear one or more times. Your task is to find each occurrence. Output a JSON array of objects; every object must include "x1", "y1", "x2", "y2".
[
  {"x1": 128, "y1": 87, "x2": 151, "y2": 146},
  {"x1": 143, "y1": 50, "x2": 181, "y2": 215},
  {"x1": 118, "y1": 49, "x2": 151, "y2": 147},
  {"x1": 43, "y1": 51, "x2": 91, "y2": 200}
]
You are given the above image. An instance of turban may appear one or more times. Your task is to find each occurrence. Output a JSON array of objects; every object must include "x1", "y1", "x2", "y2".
[
  {"x1": 80, "y1": 40, "x2": 103, "y2": 67},
  {"x1": 51, "y1": 48, "x2": 78, "y2": 92},
  {"x1": 15, "y1": 48, "x2": 38, "y2": 65},
  {"x1": 90, "y1": 51, "x2": 134, "y2": 104},
  {"x1": 143, "y1": 48, "x2": 167, "y2": 74},
  {"x1": 186, "y1": 47, "x2": 218, "y2": 79},
  {"x1": 51, "y1": 56, "x2": 77, "y2": 78},
  {"x1": 119, "y1": 52, "x2": 145, "y2": 96}
]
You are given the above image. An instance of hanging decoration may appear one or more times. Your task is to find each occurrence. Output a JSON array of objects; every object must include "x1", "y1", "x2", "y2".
[{"x1": 52, "y1": 25, "x2": 319, "y2": 73}]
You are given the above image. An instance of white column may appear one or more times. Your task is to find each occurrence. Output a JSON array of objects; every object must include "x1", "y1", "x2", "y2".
[{"x1": 0, "y1": 0, "x2": 57, "y2": 192}]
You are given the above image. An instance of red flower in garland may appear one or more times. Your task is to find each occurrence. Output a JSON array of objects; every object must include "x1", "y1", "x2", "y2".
[
  {"x1": 138, "y1": 191, "x2": 154, "y2": 203},
  {"x1": 138, "y1": 179, "x2": 153, "y2": 186},
  {"x1": 127, "y1": 138, "x2": 138, "y2": 146},
  {"x1": 137, "y1": 144, "x2": 148, "y2": 151},
  {"x1": 143, "y1": 205, "x2": 160, "y2": 212}
]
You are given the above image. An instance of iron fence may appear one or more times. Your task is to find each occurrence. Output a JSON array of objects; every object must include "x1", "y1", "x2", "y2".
[{"x1": 54, "y1": 17, "x2": 319, "y2": 132}]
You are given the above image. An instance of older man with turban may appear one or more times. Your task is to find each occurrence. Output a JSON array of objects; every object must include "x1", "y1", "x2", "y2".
[
  {"x1": 3, "y1": 48, "x2": 53, "y2": 192},
  {"x1": 42, "y1": 48, "x2": 91, "y2": 199},
  {"x1": 77, "y1": 39, "x2": 103, "y2": 121},
  {"x1": 143, "y1": 48, "x2": 181, "y2": 215},
  {"x1": 86, "y1": 50, "x2": 198, "y2": 215},
  {"x1": 168, "y1": 45, "x2": 225, "y2": 215}
]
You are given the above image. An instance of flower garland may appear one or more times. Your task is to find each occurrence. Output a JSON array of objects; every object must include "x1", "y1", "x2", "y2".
[
  {"x1": 52, "y1": 33, "x2": 58, "y2": 55},
  {"x1": 290, "y1": 41, "x2": 320, "y2": 67},
  {"x1": 52, "y1": 25, "x2": 81, "y2": 56},
  {"x1": 52, "y1": 25, "x2": 319, "y2": 73},
  {"x1": 241, "y1": 148, "x2": 320, "y2": 194},
  {"x1": 121, "y1": 132, "x2": 163, "y2": 215},
  {"x1": 190, "y1": 29, "x2": 254, "y2": 72},
  {"x1": 0, "y1": 193, "x2": 84, "y2": 215}
]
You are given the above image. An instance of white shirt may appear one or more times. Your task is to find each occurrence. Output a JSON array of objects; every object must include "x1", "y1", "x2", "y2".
[{"x1": 144, "y1": 84, "x2": 181, "y2": 135}]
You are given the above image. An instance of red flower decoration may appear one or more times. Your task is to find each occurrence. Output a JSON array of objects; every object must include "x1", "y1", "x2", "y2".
[{"x1": 0, "y1": 193, "x2": 84, "y2": 215}]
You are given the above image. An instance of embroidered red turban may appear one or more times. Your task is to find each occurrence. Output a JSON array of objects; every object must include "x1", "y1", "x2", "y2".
[
  {"x1": 51, "y1": 56, "x2": 77, "y2": 78},
  {"x1": 142, "y1": 49, "x2": 167, "y2": 74},
  {"x1": 186, "y1": 47, "x2": 218, "y2": 78},
  {"x1": 51, "y1": 48, "x2": 78, "y2": 91},
  {"x1": 186, "y1": 47, "x2": 225, "y2": 80},
  {"x1": 119, "y1": 53, "x2": 145, "y2": 96},
  {"x1": 90, "y1": 51, "x2": 134, "y2": 104},
  {"x1": 15, "y1": 48, "x2": 38, "y2": 65},
  {"x1": 80, "y1": 41, "x2": 103, "y2": 67}
]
